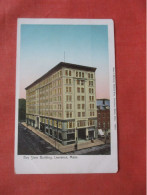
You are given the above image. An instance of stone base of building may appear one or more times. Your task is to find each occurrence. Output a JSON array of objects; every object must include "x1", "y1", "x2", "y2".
[
  {"x1": 22, "y1": 122, "x2": 104, "y2": 153},
  {"x1": 26, "y1": 117, "x2": 98, "y2": 146}
]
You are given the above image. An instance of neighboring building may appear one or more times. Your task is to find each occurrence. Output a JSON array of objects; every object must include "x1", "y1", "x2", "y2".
[
  {"x1": 18, "y1": 98, "x2": 26, "y2": 122},
  {"x1": 25, "y1": 62, "x2": 98, "y2": 145},
  {"x1": 96, "y1": 99, "x2": 110, "y2": 130}
]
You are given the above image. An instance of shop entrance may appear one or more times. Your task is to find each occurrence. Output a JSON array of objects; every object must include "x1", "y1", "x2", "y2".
[
  {"x1": 89, "y1": 131, "x2": 94, "y2": 139},
  {"x1": 78, "y1": 128, "x2": 86, "y2": 140},
  {"x1": 37, "y1": 117, "x2": 39, "y2": 129}
]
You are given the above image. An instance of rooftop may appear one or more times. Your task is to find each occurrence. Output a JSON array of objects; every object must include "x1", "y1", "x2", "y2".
[
  {"x1": 25, "y1": 62, "x2": 96, "y2": 90},
  {"x1": 96, "y1": 99, "x2": 110, "y2": 107}
]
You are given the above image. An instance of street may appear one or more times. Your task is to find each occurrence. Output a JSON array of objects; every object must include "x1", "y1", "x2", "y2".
[
  {"x1": 18, "y1": 123, "x2": 60, "y2": 155},
  {"x1": 18, "y1": 123, "x2": 110, "y2": 155},
  {"x1": 67, "y1": 144, "x2": 110, "y2": 155}
]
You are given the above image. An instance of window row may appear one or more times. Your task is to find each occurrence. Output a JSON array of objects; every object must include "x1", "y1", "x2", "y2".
[
  {"x1": 77, "y1": 96, "x2": 85, "y2": 101},
  {"x1": 89, "y1": 96, "x2": 95, "y2": 101},
  {"x1": 66, "y1": 112, "x2": 72, "y2": 118},
  {"x1": 38, "y1": 70, "x2": 62, "y2": 88},
  {"x1": 88, "y1": 73, "x2": 94, "y2": 79},
  {"x1": 66, "y1": 95, "x2": 72, "y2": 102},
  {"x1": 52, "y1": 79, "x2": 61, "y2": 88},
  {"x1": 90, "y1": 112, "x2": 95, "y2": 116},
  {"x1": 90, "y1": 104, "x2": 95, "y2": 109},
  {"x1": 89, "y1": 81, "x2": 94, "y2": 86},
  {"x1": 39, "y1": 111, "x2": 63, "y2": 118},
  {"x1": 77, "y1": 80, "x2": 84, "y2": 85},
  {"x1": 66, "y1": 78, "x2": 72, "y2": 84},
  {"x1": 89, "y1": 88, "x2": 94, "y2": 93},
  {"x1": 77, "y1": 120, "x2": 86, "y2": 127},
  {"x1": 67, "y1": 121, "x2": 75, "y2": 129},
  {"x1": 88, "y1": 120, "x2": 95, "y2": 126},
  {"x1": 49, "y1": 96, "x2": 62, "y2": 102},
  {"x1": 77, "y1": 104, "x2": 85, "y2": 109},
  {"x1": 65, "y1": 70, "x2": 72, "y2": 76},
  {"x1": 76, "y1": 71, "x2": 84, "y2": 78},
  {"x1": 77, "y1": 112, "x2": 85, "y2": 117},
  {"x1": 77, "y1": 87, "x2": 84, "y2": 93},
  {"x1": 66, "y1": 86, "x2": 72, "y2": 93},
  {"x1": 52, "y1": 88, "x2": 62, "y2": 95},
  {"x1": 66, "y1": 104, "x2": 72, "y2": 110}
]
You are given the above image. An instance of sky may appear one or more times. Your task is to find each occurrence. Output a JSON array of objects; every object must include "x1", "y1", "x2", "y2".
[{"x1": 19, "y1": 24, "x2": 109, "y2": 99}]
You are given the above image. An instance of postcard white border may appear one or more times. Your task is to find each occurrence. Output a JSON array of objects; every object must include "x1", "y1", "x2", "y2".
[{"x1": 15, "y1": 18, "x2": 118, "y2": 174}]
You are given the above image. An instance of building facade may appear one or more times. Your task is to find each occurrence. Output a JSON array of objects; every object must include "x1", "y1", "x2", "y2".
[
  {"x1": 26, "y1": 62, "x2": 97, "y2": 145},
  {"x1": 97, "y1": 99, "x2": 110, "y2": 131}
]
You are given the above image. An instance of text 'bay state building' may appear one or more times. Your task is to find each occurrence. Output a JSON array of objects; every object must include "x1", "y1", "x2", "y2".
[{"x1": 26, "y1": 62, "x2": 98, "y2": 145}]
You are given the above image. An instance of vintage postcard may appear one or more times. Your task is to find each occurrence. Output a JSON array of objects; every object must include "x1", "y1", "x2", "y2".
[{"x1": 15, "y1": 19, "x2": 117, "y2": 174}]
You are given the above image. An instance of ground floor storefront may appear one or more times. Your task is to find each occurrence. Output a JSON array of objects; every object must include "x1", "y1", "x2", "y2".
[{"x1": 26, "y1": 115, "x2": 98, "y2": 146}]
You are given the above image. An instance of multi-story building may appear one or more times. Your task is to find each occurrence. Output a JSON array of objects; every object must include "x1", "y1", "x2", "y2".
[
  {"x1": 97, "y1": 99, "x2": 110, "y2": 130},
  {"x1": 26, "y1": 62, "x2": 97, "y2": 145}
]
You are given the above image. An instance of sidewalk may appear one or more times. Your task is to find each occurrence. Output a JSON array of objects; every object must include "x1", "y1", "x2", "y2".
[{"x1": 21, "y1": 122, "x2": 105, "y2": 153}]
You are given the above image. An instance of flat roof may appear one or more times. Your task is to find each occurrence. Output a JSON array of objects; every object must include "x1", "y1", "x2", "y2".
[{"x1": 25, "y1": 62, "x2": 96, "y2": 90}]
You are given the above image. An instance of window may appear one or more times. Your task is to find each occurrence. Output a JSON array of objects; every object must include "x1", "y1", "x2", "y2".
[
  {"x1": 79, "y1": 72, "x2": 81, "y2": 77},
  {"x1": 66, "y1": 87, "x2": 68, "y2": 92},
  {"x1": 91, "y1": 74, "x2": 93, "y2": 78},
  {"x1": 69, "y1": 95, "x2": 72, "y2": 101},
  {"x1": 82, "y1": 72, "x2": 84, "y2": 78},
  {"x1": 89, "y1": 81, "x2": 93, "y2": 86},
  {"x1": 89, "y1": 120, "x2": 94, "y2": 126},
  {"x1": 66, "y1": 104, "x2": 69, "y2": 109},
  {"x1": 77, "y1": 80, "x2": 80, "y2": 85},
  {"x1": 88, "y1": 73, "x2": 90, "y2": 78},
  {"x1": 58, "y1": 121, "x2": 62, "y2": 128},
  {"x1": 76, "y1": 71, "x2": 78, "y2": 77},
  {"x1": 81, "y1": 96, "x2": 84, "y2": 101},
  {"x1": 78, "y1": 112, "x2": 81, "y2": 117},
  {"x1": 66, "y1": 112, "x2": 69, "y2": 118},
  {"x1": 82, "y1": 104, "x2": 85, "y2": 109},
  {"x1": 77, "y1": 87, "x2": 80, "y2": 93},
  {"x1": 70, "y1": 104, "x2": 72, "y2": 109},
  {"x1": 82, "y1": 112, "x2": 85, "y2": 117},
  {"x1": 81, "y1": 88, "x2": 84, "y2": 93},
  {"x1": 81, "y1": 80, "x2": 84, "y2": 85},
  {"x1": 69, "y1": 79, "x2": 71, "y2": 84},
  {"x1": 69, "y1": 122, "x2": 72, "y2": 128},
  {"x1": 66, "y1": 79, "x2": 68, "y2": 84},
  {"x1": 69, "y1": 70, "x2": 71, "y2": 76},
  {"x1": 89, "y1": 88, "x2": 91, "y2": 93},
  {"x1": 77, "y1": 96, "x2": 80, "y2": 101},
  {"x1": 77, "y1": 120, "x2": 86, "y2": 127},
  {"x1": 77, "y1": 104, "x2": 80, "y2": 109},
  {"x1": 90, "y1": 112, "x2": 95, "y2": 116},
  {"x1": 70, "y1": 112, "x2": 72, "y2": 118},
  {"x1": 65, "y1": 70, "x2": 68, "y2": 76}
]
